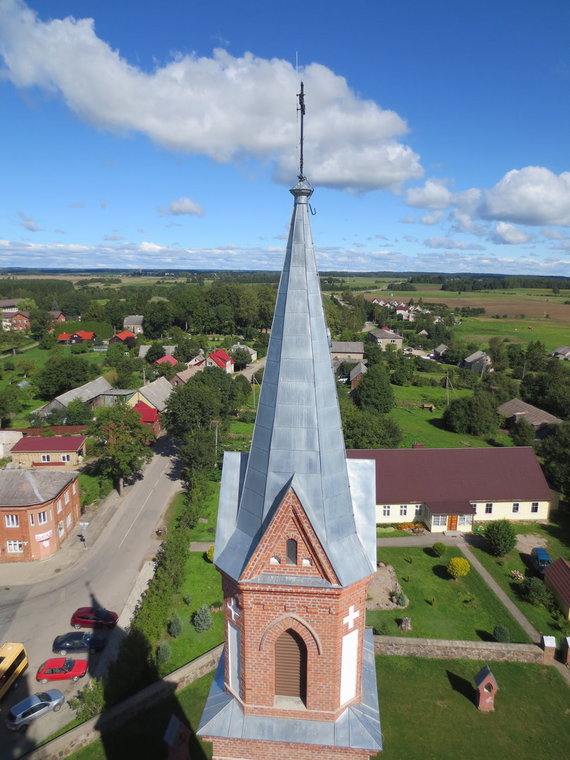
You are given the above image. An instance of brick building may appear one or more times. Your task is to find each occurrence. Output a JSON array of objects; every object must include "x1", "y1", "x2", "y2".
[
  {"x1": 0, "y1": 470, "x2": 80, "y2": 562},
  {"x1": 198, "y1": 176, "x2": 381, "y2": 757}
]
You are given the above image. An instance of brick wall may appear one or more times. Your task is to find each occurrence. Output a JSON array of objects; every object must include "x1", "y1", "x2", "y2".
[{"x1": 208, "y1": 737, "x2": 374, "y2": 759}]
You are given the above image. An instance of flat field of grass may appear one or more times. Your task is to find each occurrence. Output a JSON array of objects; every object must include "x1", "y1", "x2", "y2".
[
  {"x1": 66, "y1": 656, "x2": 569, "y2": 760},
  {"x1": 366, "y1": 547, "x2": 531, "y2": 643},
  {"x1": 454, "y1": 315, "x2": 569, "y2": 352}
]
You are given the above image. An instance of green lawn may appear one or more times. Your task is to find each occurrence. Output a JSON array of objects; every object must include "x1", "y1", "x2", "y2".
[
  {"x1": 367, "y1": 547, "x2": 531, "y2": 643},
  {"x1": 467, "y1": 513, "x2": 570, "y2": 637},
  {"x1": 187, "y1": 484, "x2": 220, "y2": 542},
  {"x1": 454, "y1": 316, "x2": 569, "y2": 352},
  {"x1": 66, "y1": 657, "x2": 570, "y2": 760}
]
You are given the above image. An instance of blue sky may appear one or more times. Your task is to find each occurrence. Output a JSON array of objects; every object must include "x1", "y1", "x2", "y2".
[{"x1": 1, "y1": 0, "x2": 570, "y2": 274}]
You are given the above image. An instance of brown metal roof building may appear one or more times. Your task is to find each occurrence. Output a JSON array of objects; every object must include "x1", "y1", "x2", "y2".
[
  {"x1": 346, "y1": 447, "x2": 552, "y2": 532},
  {"x1": 544, "y1": 558, "x2": 570, "y2": 620}
]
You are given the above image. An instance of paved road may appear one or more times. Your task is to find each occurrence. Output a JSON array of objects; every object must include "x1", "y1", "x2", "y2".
[{"x1": 0, "y1": 438, "x2": 182, "y2": 758}]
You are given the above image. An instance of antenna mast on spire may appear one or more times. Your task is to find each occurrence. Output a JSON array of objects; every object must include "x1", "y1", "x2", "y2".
[{"x1": 297, "y1": 81, "x2": 306, "y2": 180}]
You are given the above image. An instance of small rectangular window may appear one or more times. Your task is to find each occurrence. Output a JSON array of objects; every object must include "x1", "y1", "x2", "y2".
[
  {"x1": 66, "y1": 514, "x2": 72, "y2": 528},
  {"x1": 5, "y1": 514, "x2": 19, "y2": 528},
  {"x1": 7, "y1": 540, "x2": 24, "y2": 553},
  {"x1": 41, "y1": 454, "x2": 51, "y2": 462},
  {"x1": 57, "y1": 520, "x2": 65, "y2": 538},
  {"x1": 38, "y1": 511, "x2": 48, "y2": 525},
  {"x1": 415, "y1": 504, "x2": 422, "y2": 516},
  {"x1": 382, "y1": 505, "x2": 390, "y2": 517},
  {"x1": 61, "y1": 454, "x2": 70, "y2": 462},
  {"x1": 531, "y1": 502, "x2": 539, "y2": 513},
  {"x1": 485, "y1": 503, "x2": 493, "y2": 514},
  {"x1": 399, "y1": 505, "x2": 407, "y2": 517},
  {"x1": 512, "y1": 503, "x2": 519, "y2": 513},
  {"x1": 64, "y1": 491, "x2": 70, "y2": 505},
  {"x1": 56, "y1": 499, "x2": 62, "y2": 514}
]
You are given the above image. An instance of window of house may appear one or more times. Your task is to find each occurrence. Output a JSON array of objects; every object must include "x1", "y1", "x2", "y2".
[
  {"x1": 38, "y1": 511, "x2": 48, "y2": 525},
  {"x1": 5, "y1": 514, "x2": 19, "y2": 528},
  {"x1": 61, "y1": 454, "x2": 70, "y2": 462},
  {"x1": 286, "y1": 539, "x2": 298, "y2": 565},
  {"x1": 72, "y1": 482, "x2": 77, "y2": 494},
  {"x1": 415, "y1": 504, "x2": 422, "y2": 516},
  {"x1": 29, "y1": 513, "x2": 35, "y2": 526},
  {"x1": 399, "y1": 505, "x2": 407, "y2": 517},
  {"x1": 382, "y1": 505, "x2": 390, "y2": 517},
  {"x1": 512, "y1": 502, "x2": 520, "y2": 513},
  {"x1": 41, "y1": 454, "x2": 51, "y2": 462},
  {"x1": 531, "y1": 502, "x2": 539, "y2": 513},
  {"x1": 7, "y1": 540, "x2": 24, "y2": 553},
  {"x1": 485, "y1": 503, "x2": 493, "y2": 514},
  {"x1": 57, "y1": 521, "x2": 65, "y2": 538},
  {"x1": 432, "y1": 515, "x2": 447, "y2": 526},
  {"x1": 66, "y1": 514, "x2": 71, "y2": 528},
  {"x1": 64, "y1": 491, "x2": 70, "y2": 505},
  {"x1": 458, "y1": 515, "x2": 473, "y2": 526},
  {"x1": 56, "y1": 499, "x2": 62, "y2": 514}
]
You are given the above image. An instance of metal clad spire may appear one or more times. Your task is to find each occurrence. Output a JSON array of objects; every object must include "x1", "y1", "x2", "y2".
[{"x1": 297, "y1": 81, "x2": 305, "y2": 181}]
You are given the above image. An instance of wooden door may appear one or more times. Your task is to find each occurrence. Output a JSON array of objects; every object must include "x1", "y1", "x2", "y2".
[
  {"x1": 275, "y1": 629, "x2": 307, "y2": 701},
  {"x1": 448, "y1": 514, "x2": 458, "y2": 531}
]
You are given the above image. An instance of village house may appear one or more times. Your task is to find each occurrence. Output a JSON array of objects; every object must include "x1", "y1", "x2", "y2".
[
  {"x1": 346, "y1": 446, "x2": 551, "y2": 532},
  {"x1": 109, "y1": 330, "x2": 137, "y2": 348},
  {"x1": 544, "y1": 559, "x2": 570, "y2": 620},
  {"x1": 57, "y1": 330, "x2": 95, "y2": 344},
  {"x1": 35, "y1": 376, "x2": 113, "y2": 418},
  {"x1": 0, "y1": 470, "x2": 80, "y2": 563},
  {"x1": 497, "y1": 398, "x2": 562, "y2": 438},
  {"x1": 123, "y1": 315, "x2": 144, "y2": 334},
  {"x1": 0, "y1": 298, "x2": 20, "y2": 312},
  {"x1": 138, "y1": 344, "x2": 176, "y2": 359},
  {"x1": 9, "y1": 436, "x2": 87, "y2": 470},
  {"x1": 552, "y1": 346, "x2": 570, "y2": 360},
  {"x1": 463, "y1": 349, "x2": 492, "y2": 374},
  {"x1": 2, "y1": 310, "x2": 31, "y2": 332},
  {"x1": 132, "y1": 400, "x2": 162, "y2": 438},
  {"x1": 48, "y1": 310, "x2": 66, "y2": 325},
  {"x1": 349, "y1": 361, "x2": 367, "y2": 390},
  {"x1": 155, "y1": 354, "x2": 178, "y2": 367},
  {"x1": 171, "y1": 364, "x2": 204, "y2": 387},
  {"x1": 128, "y1": 376, "x2": 173, "y2": 413},
  {"x1": 0, "y1": 430, "x2": 23, "y2": 458},
  {"x1": 229, "y1": 342, "x2": 258, "y2": 362},
  {"x1": 369, "y1": 327, "x2": 403, "y2": 351},
  {"x1": 330, "y1": 341, "x2": 365, "y2": 362},
  {"x1": 206, "y1": 348, "x2": 234, "y2": 373}
]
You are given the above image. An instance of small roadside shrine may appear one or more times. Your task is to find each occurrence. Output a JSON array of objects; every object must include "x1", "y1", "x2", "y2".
[{"x1": 474, "y1": 665, "x2": 499, "y2": 712}]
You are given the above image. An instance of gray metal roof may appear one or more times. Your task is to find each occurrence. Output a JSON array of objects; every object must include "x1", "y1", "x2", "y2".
[
  {"x1": 330, "y1": 341, "x2": 364, "y2": 354},
  {"x1": 0, "y1": 470, "x2": 77, "y2": 507},
  {"x1": 54, "y1": 376, "x2": 112, "y2": 407},
  {"x1": 137, "y1": 376, "x2": 172, "y2": 411},
  {"x1": 198, "y1": 628, "x2": 381, "y2": 751},
  {"x1": 214, "y1": 180, "x2": 375, "y2": 587}
]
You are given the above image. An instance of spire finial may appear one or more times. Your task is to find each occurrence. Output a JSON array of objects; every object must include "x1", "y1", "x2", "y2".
[{"x1": 297, "y1": 81, "x2": 306, "y2": 181}]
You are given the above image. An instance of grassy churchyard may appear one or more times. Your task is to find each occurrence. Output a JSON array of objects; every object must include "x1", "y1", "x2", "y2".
[
  {"x1": 65, "y1": 656, "x2": 569, "y2": 760},
  {"x1": 366, "y1": 547, "x2": 531, "y2": 643}
]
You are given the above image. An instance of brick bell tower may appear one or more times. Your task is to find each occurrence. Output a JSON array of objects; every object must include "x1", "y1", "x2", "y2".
[{"x1": 198, "y1": 85, "x2": 381, "y2": 760}]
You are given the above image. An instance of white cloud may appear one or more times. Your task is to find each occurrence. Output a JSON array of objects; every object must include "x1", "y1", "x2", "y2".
[
  {"x1": 480, "y1": 166, "x2": 570, "y2": 226},
  {"x1": 18, "y1": 211, "x2": 40, "y2": 231},
  {"x1": 424, "y1": 236, "x2": 484, "y2": 251},
  {"x1": 489, "y1": 221, "x2": 533, "y2": 245},
  {"x1": 405, "y1": 179, "x2": 452, "y2": 209},
  {"x1": 0, "y1": 0, "x2": 423, "y2": 193},
  {"x1": 542, "y1": 228, "x2": 567, "y2": 240},
  {"x1": 420, "y1": 211, "x2": 444, "y2": 225},
  {"x1": 159, "y1": 197, "x2": 204, "y2": 217}
]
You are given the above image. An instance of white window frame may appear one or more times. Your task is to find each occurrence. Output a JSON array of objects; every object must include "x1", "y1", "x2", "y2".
[
  {"x1": 61, "y1": 454, "x2": 70, "y2": 462},
  {"x1": 399, "y1": 505, "x2": 407, "y2": 517},
  {"x1": 41, "y1": 454, "x2": 51, "y2": 463},
  {"x1": 38, "y1": 511, "x2": 48, "y2": 526},
  {"x1": 56, "y1": 499, "x2": 62, "y2": 514},
  {"x1": 66, "y1": 514, "x2": 72, "y2": 528},
  {"x1": 57, "y1": 520, "x2": 65, "y2": 538},
  {"x1": 382, "y1": 505, "x2": 390, "y2": 517},
  {"x1": 415, "y1": 504, "x2": 422, "y2": 516},
  {"x1": 64, "y1": 491, "x2": 70, "y2": 505},
  {"x1": 5, "y1": 514, "x2": 19, "y2": 528},
  {"x1": 432, "y1": 515, "x2": 447, "y2": 527},
  {"x1": 458, "y1": 515, "x2": 473, "y2": 526},
  {"x1": 7, "y1": 540, "x2": 24, "y2": 554}
]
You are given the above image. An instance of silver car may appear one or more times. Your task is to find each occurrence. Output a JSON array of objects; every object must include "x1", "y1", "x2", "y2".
[{"x1": 5, "y1": 690, "x2": 65, "y2": 731}]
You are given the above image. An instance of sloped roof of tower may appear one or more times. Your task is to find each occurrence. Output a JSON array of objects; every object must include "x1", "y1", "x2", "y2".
[{"x1": 215, "y1": 178, "x2": 375, "y2": 586}]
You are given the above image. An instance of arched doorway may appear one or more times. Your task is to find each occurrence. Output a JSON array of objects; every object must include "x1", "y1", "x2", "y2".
[{"x1": 274, "y1": 628, "x2": 307, "y2": 703}]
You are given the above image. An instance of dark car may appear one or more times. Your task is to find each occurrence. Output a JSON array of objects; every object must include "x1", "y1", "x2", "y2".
[
  {"x1": 52, "y1": 632, "x2": 106, "y2": 656},
  {"x1": 531, "y1": 547, "x2": 552, "y2": 577},
  {"x1": 36, "y1": 658, "x2": 88, "y2": 683},
  {"x1": 70, "y1": 607, "x2": 118, "y2": 629},
  {"x1": 5, "y1": 690, "x2": 64, "y2": 731}
]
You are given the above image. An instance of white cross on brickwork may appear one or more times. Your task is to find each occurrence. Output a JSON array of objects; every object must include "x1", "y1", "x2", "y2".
[
  {"x1": 343, "y1": 605, "x2": 360, "y2": 629},
  {"x1": 227, "y1": 597, "x2": 240, "y2": 622}
]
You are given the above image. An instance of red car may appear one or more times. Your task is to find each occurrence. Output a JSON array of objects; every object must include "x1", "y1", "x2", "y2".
[
  {"x1": 36, "y1": 658, "x2": 88, "y2": 683},
  {"x1": 70, "y1": 607, "x2": 118, "y2": 629}
]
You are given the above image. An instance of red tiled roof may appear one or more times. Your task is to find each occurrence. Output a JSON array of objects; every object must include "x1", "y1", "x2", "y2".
[
  {"x1": 133, "y1": 401, "x2": 159, "y2": 423},
  {"x1": 545, "y1": 558, "x2": 570, "y2": 605},
  {"x1": 115, "y1": 330, "x2": 136, "y2": 341},
  {"x1": 57, "y1": 333, "x2": 72, "y2": 341},
  {"x1": 346, "y1": 447, "x2": 552, "y2": 505},
  {"x1": 75, "y1": 331, "x2": 95, "y2": 340},
  {"x1": 155, "y1": 354, "x2": 178, "y2": 366},
  {"x1": 11, "y1": 436, "x2": 86, "y2": 453}
]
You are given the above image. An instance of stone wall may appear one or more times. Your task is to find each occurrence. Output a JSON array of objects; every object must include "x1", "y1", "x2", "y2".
[
  {"x1": 21, "y1": 644, "x2": 224, "y2": 760},
  {"x1": 373, "y1": 635, "x2": 544, "y2": 663}
]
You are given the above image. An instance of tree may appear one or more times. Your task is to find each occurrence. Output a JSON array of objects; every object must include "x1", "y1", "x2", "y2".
[
  {"x1": 234, "y1": 374, "x2": 252, "y2": 407},
  {"x1": 0, "y1": 386, "x2": 22, "y2": 426},
  {"x1": 143, "y1": 301, "x2": 174, "y2": 339},
  {"x1": 180, "y1": 429, "x2": 217, "y2": 483},
  {"x1": 447, "y1": 556, "x2": 471, "y2": 579},
  {"x1": 340, "y1": 400, "x2": 402, "y2": 448},
  {"x1": 231, "y1": 348, "x2": 251, "y2": 371},
  {"x1": 164, "y1": 381, "x2": 221, "y2": 438},
  {"x1": 36, "y1": 355, "x2": 95, "y2": 399},
  {"x1": 145, "y1": 342, "x2": 165, "y2": 364},
  {"x1": 355, "y1": 364, "x2": 394, "y2": 413},
  {"x1": 442, "y1": 392, "x2": 498, "y2": 436},
  {"x1": 88, "y1": 404, "x2": 153, "y2": 494},
  {"x1": 540, "y1": 421, "x2": 570, "y2": 496},
  {"x1": 65, "y1": 398, "x2": 93, "y2": 425},
  {"x1": 29, "y1": 309, "x2": 54, "y2": 339},
  {"x1": 521, "y1": 577, "x2": 554, "y2": 608},
  {"x1": 485, "y1": 519, "x2": 517, "y2": 557},
  {"x1": 488, "y1": 337, "x2": 509, "y2": 372},
  {"x1": 508, "y1": 417, "x2": 535, "y2": 447}
]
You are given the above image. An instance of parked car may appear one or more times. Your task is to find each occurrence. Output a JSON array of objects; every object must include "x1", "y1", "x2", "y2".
[
  {"x1": 5, "y1": 690, "x2": 65, "y2": 731},
  {"x1": 52, "y1": 632, "x2": 106, "y2": 655},
  {"x1": 530, "y1": 547, "x2": 552, "y2": 577},
  {"x1": 36, "y1": 658, "x2": 88, "y2": 683},
  {"x1": 70, "y1": 607, "x2": 118, "y2": 629}
]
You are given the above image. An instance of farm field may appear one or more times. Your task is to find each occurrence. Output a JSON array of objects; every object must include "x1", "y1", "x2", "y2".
[
  {"x1": 366, "y1": 547, "x2": 530, "y2": 643},
  {"x1": 65, "y1": 657, "x2": 569, "y2": 760}
]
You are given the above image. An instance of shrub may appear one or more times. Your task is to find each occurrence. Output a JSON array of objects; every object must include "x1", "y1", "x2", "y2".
[
  {"x1": 157, "y1": 641, "x2": 171, "y2": 664},
  {"x1": 432, "y1": 542, "x2": 446, "y2": 557},
  {"x1": 205, "y1": 544, "x2": 215, "y2": 563},
  {"x1": 521, "y1": 577, "x2": 555, "y2": 608},
  {"x1": 182, "y1": 594, "x2": 192, "y2": 606},
  {"x1": 68, "y1": 679, "x2": 105, "y2": 721},
  {"x1": 493, "y1": 625, "x2": 510, "y2": 643},
  {"x1": 447, "y1": 556, "x2": 471, "y2": 579},
  {"x1": 485, "y1": 519, "x2": 517, "y2": 557},
  {"x1": 373, "y1": 621, "x2": 390, "y2": 635},
  {"x1": 168, "y1": 612, "x2": 183, "y2": 638},
  {"x1": 192, "y1": 605, "x2": 213, "y2": 633}
]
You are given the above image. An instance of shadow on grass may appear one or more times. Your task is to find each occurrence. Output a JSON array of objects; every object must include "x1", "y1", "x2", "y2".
[
  {"x1": 446, "y1": 670, "x2": 476, "y2": 705},
  {"x1": 475, "y1": 629, "x2": 495, "y2": 642},
  {"x1": 432, "y1": 564, "x2": 450, "y2": 580}
]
